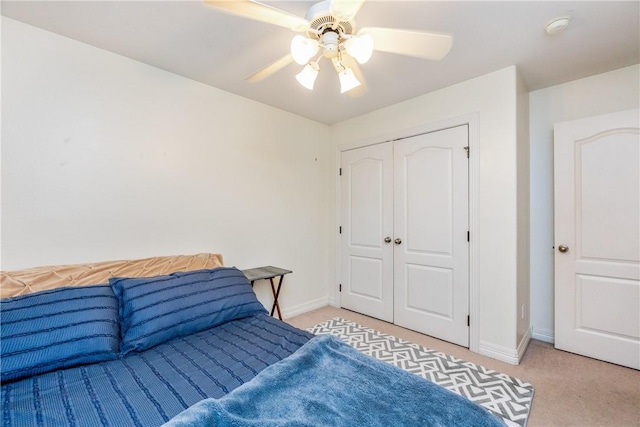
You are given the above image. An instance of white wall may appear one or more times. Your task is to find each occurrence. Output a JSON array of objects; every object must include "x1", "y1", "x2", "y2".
[
  {"x1": 5, "y1": 14, "x2": 639, "y2": 361},
  {"x1": 1, "y1": 17, "x2": 333, "y2": 317},
  {"x1": 330, "y1": 66, "x2": 528, "y2": 362},
  {"x1": 516, "y1": 71, "x2": 530, "y2": 350},
  {"x1": 528, "y1": 64, "x2": 640, "y2": 343}
]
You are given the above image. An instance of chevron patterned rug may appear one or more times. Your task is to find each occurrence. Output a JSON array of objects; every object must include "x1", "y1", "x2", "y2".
[{"x1": 308, "y1": 317, "x2": 534, "y2": 427}]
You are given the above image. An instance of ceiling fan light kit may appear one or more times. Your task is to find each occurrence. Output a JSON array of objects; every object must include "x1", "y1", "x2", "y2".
[
  {"x1": 295, "y1": 62, "x2": 320, "y2": 90},
  {"x1": 205, "y1": 0, "x2": 453, "y2": 94},
  {"x1": 291, "y1": 35, "x2": 319, "y2": 65},
  {"x1": 345, "y1": 33, "x2": 374, "y2": 64},
  {"x1": 338, "y1": 68, "x2": 361, "y2": 93}
]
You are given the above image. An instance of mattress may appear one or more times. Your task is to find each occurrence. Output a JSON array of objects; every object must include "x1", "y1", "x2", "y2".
[{"x1": 1, "y1": 313, "x2": 312, "y2": 427}]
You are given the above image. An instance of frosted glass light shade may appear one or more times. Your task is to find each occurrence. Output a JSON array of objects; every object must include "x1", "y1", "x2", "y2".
[
  {"x1": 346, "y1": 34, "x2": 374, "y2": 64},
  {"x1": 296, "y1": 62, "x2": 320, "y2": 90},
  {"x1": 338, "y1": 68, "x2": 361, "y2": 93},
  {"x1": 291, "y1": 36, "x2": 319, "y2": 65}
]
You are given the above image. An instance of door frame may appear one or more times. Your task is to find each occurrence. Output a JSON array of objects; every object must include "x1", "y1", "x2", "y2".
[{"x1": 335, "y1": 113, "x2": 481, "y2": 353}]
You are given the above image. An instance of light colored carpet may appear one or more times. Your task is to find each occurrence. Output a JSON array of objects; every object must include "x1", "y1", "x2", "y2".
[{"x1": 286, "y1": 306, "x2": 640, "y2": 427}]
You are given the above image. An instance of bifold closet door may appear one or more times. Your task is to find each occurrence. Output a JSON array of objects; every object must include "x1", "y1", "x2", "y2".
[
  {"x1": 339, "y1": 125, "x2": 469, "y2": 347},
  {"x1": 340, "y1": 142, "x2": 394, "y2": 322},
  {"x1": 393, "y1": 125, "x2": 470, "y2": 347}
]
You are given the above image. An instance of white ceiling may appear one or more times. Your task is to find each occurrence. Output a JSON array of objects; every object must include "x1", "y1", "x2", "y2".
[{"x1": 3, "y1": 1, "x2": 639, "y2": 124}]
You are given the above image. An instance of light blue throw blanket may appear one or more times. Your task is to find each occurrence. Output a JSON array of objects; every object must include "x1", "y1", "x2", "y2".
[{"x1": 164, "y1": 335, "x2": 505, "y2": 427}]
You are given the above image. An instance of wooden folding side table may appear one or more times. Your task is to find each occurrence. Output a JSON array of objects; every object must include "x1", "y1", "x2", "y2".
[{"x1": 242, "y1": 266, "x2": 292, "y2": 320}]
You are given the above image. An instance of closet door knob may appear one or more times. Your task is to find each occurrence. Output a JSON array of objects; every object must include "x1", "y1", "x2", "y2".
[
  {"x1": 384, "y1": 237, "x2": 392, "y2": 243},
  {"x1": 394, "y1": 238, "x2": 402, "y2": 245},
  {"x1": 558, "y1": 245, "x2": 569, "y2": 253}
]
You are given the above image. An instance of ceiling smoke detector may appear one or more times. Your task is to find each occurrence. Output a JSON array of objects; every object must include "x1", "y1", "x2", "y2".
[{"x1": 545, "y1": 17, "x2": 570, "y2": 35}]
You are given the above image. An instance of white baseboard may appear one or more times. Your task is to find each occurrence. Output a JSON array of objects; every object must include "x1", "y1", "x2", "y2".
[
  {"x1": 531, "y1": 327, "x2": 555, "y2": 344},
  {"x1": 479, "y1": 327, "x2": 532, "y2": 365},
  {"x1": 478, "y1": 341, "x2": 520, "y2": 365},
  {"x1": 282, "y1": 296, "x2": 330, "y2": 320},
  {"x1": 517, "y1": 326, "x2": 532, "y2": 363}
]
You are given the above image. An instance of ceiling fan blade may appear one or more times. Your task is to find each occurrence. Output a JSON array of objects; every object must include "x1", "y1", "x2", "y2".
[
  {"x1": 203, "y1": 0, "x2": 309, "y2": 32},
  {"x1": 330, "y1": 0, "x2": 365, "y2": 21},
  {"x1": 245, "y1": 54, "x2": 294, "y2": 82},
  {"x1": 359, "y1": 27, "x2": 453, "y2": 60},
  {"x1": 341, "y1": 54, "x2": 369, "y2": 97}
]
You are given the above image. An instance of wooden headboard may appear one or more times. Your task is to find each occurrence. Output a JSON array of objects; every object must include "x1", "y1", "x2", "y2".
[{"x1": 0, "y1": 253, "x2": 224, "y2": 299}]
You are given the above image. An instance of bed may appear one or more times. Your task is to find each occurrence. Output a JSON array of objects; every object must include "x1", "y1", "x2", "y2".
[{"x1": 1, "y1": 254, "x2": 505, "y2": 426}]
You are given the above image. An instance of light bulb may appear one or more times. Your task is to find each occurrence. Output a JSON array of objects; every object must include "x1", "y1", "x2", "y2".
[
  {"x1": 345, "y1": 34, "x2": 374, "y2": 64},
  {"x1": 291, "y1": 36, "x2": 319, "y2": 65},
  {"x1": 295, "y1": 62, "x2": 320, "y2": 90},
  {"x1": 338, "y1": 68, "x2": 361, "y2": 93}
]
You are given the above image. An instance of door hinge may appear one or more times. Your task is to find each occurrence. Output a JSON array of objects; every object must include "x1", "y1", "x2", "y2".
[
  {"x1": 467, "y1": 315, "x2": 470, "y2": 327},
  {"x1": 339, "y1": 168, "x2": 342, "y2": 176},
  {"x1": 339, "y1": 226, "x2": 342, "y2": 234},
  {"x1": 467, "y1": 231, "x2": 470, "y2": 242},
  {"x1": 339, "y1": 284, "x2": 342, "y2": 292},
  {"x1": 464, "y1": 146, "x2": 469, "y2": 158}
]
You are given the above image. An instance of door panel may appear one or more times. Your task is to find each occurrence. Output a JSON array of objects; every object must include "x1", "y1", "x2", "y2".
[
  {"x1": 554, "y1": 108, "x2": 640, "y2": 369},
  {"x1": 405, "y1": 264, "x2": 454, "y2": 319},
  {"x1": 350, "y1": 256, "x2": 384, "y2": 299},
  {"x1": 576, "y1": 275, "x2": 639, "y2": 339},
  {"x1": 350, "y1": 158, "x2": 385, "y2": 248},
  {"x1": 340, "y1": 143, "x2": 394, "y2": 322},
  {"x1": 577, "y1": 133, "x2": 640, "y2": 262},
  {"x1": 405, "y1": 147, "x2": 453, "y2": 255},
  {"x1": 393, "y1": 125, "x2": 469, "y2": 347}
]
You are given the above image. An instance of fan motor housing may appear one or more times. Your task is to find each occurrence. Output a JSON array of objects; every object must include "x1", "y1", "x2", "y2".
[{"x1": 305, "y1": 0, "x2": 355, "y2": 39}]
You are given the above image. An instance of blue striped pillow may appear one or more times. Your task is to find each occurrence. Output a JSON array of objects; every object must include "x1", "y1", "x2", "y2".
[
  {"x1": 0, "y1": 285, "x2": 120, "y2": 383},
  {"x1": 110, "y1": 267, "x2": 267, "y2": 355}
]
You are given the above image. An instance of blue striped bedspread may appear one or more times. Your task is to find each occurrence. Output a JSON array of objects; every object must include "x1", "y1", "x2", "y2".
[{"x1": 1, "y1": 314, "x2": 312, "y2": 427}]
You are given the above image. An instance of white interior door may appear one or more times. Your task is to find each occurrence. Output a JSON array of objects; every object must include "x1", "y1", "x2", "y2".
[
  {"x1": 393, "y1": 125, "x2": 470, "y2": 347},
  {"x1": 340, "y1": 142, "x2": 394, "y2": 322},
  {"x1": 554, "y1": 108, "x2": 640, "y2": 369}
]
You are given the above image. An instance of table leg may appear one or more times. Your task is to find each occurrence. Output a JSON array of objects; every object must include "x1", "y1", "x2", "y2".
[{"x1": 269, "y1": 276, "x2": 284, "y2": 320}]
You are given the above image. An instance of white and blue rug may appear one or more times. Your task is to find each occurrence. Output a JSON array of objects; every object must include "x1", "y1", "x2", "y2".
[{"x1": 308, "y1": 317, "x2": 534, "y2": 427}]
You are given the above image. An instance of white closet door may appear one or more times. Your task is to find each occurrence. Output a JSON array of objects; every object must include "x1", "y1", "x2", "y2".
[
  {"x1": 340, "y1": 142, "x2": 394, "y2": 322},
  {"x1": 554, "y1": 109, "x2": 640, "y2": 369},
  {"x1": 393, "y1": 125, "x2": 470, "y2": 347}
]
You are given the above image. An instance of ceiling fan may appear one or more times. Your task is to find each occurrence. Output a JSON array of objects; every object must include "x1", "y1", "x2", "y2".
[{"x1": 204, "y1": 0, "x2": 453, "y2": 94}]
